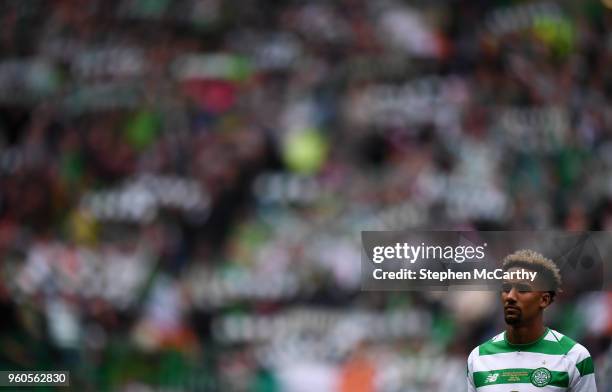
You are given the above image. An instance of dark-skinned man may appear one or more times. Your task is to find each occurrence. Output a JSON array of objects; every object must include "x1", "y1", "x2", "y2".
[{"x1": 467, "y1": 249, "x2": 597, "y2": 391}]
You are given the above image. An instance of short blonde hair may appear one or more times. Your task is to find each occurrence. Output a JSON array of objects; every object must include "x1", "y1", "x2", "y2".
[{"x1": 502, "y1": 249, "x2": 562, "y2": 298}]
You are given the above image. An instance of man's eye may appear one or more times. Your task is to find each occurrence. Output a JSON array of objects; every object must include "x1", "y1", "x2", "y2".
[
  {"x1": 501, "y1": 283, "x2": 512, "y2": 292},
  {"x1": 517, "y1": 284, "x2": 532, "y2": 293}
]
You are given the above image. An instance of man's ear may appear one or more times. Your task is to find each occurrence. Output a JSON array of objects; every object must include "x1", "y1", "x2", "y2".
[{"x1": 540, "y1": 292, "x2": 552, "y2": 308}]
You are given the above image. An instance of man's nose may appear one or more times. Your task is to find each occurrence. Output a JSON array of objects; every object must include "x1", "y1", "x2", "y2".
[{"x1": 505, "y1": 287, "x2": 518, "y2": 302}]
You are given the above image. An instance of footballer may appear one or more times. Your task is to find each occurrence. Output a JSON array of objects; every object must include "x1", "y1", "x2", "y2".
[{"x1": 467, "y1": 249, "x2": 597, "y2": 391}]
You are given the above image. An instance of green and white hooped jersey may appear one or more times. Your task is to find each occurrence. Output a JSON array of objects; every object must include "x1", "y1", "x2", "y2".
[{"x1": 467, "y1": 328, "x2": 596, "y2": 391}]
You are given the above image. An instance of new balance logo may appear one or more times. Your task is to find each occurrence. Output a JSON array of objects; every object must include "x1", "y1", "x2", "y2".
[{"x1": 485, "y1": 373, "x2": 499, "y2": 383}]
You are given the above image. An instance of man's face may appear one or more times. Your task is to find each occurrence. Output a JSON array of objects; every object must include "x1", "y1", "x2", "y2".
[{"x1": 501, "y1": 267, "x2": 550, "y2": 326}]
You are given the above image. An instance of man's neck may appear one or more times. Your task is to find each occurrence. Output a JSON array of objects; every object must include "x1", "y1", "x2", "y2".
[{"x1": 505, "y1": 323, "x2": 547, "y2": 345}]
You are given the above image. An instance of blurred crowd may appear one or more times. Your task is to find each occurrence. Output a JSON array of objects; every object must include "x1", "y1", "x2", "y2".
[{"x1": 1, "y1": 0, "x2": 612, "y2": 390}]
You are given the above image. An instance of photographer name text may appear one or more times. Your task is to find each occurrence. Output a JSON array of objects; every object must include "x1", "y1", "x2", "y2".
[{"x1": 373, "y1": 268, "x2": 537, "y2": 282}]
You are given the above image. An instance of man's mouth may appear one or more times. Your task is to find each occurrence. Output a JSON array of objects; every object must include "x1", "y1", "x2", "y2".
[{"x1": 504, "y1": 306, "x2": 520, "y2": 313}]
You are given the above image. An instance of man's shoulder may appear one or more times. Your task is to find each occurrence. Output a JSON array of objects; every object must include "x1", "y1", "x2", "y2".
[
  {"x1": 546, "y1": 329, "x2": 592, "y2": 359},
  {"x1": 468, "y1": 331, "x2": 506, "y2": 359},
  {"x1": 546, "y1": 329, "x2": 595, "y2": 377},
  {"x1": 548, "y1": 330, "x2": 593, "y2": 364}
]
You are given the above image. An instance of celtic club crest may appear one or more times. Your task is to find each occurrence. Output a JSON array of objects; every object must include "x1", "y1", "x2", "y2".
[{"x1": 530, "y1": 367, "x2": 552, "y2": 387}]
